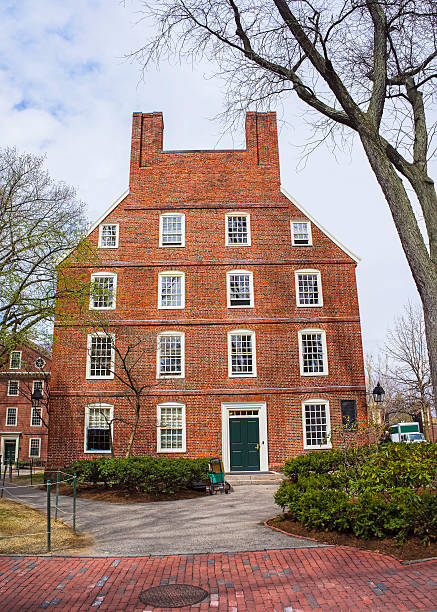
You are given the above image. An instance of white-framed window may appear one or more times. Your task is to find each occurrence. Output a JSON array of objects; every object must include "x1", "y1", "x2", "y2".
[
  {"x1": 295, "y1": 269, "x2": 323, "y2": 307},
  {"x1": 35, "y1": 357, "x2": 46, "y2": 369},
  {"x1": 302, "y1": 400, "x2": 332, "y2": 449},
  {"x1": 29, "y1": 438, "x2": 41, "y2": 458},
  {"x1": 7, "y1": 381, "x2": 19, "y2": 396},
  {"x1": 6, "y1": 408, "x2": 17, "y2": 426},
  {"x1": 98, "y1": 223, "x2": 119, "y2": 248},
  {"x1": 227, "y1": 270, "x2": 254, "y2": 308},
  {"x1": 291, "y1": 220, "x2": 312, "y2": 246},
  {"x1": 225, "y1": 212, "x2": 251, "y2": 246},
  {"x1": 228, "y1": 330, "x2": 257, "y2": 377},
  {"x1": 31, "y1": 407, "x2": 42, "y2": 427},
  {"x1": 158, "y1": 272, "x2": 185, "y2": 309},
  {"x1": 9, "y1": 351, "x2": 21, "y2": 369},
  {"x1": 298, "y1": 329, "x2": 328, "y2": 376},
  {"x1": 159, "y1": 213, "x2": 185, "y2": 247},
  {"x1": 157, "y1": 402, "x2": 186, "y2": 452},
  {"x1": 84, "y1": 403, "x2": 113, "y2": 453},
  {"x1": 86, "y1": 333, "x2": 115, "y2": 379},
  {"x1": 90, "y1": 272, "x2": 117, "y2": 310},
  {"x1": 32, "y1": 380, "x2": 44, "y2": 394},
  {"x1": 157, "y1": 332, "x2": 185, "y2": 378}
]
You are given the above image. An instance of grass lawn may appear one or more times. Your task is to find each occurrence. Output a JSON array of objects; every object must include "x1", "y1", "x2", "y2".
[{"x1": 0, "y1": 499, "x2": 93, "y2": 555}]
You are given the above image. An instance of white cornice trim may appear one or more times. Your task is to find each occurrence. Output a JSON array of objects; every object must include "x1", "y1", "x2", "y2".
[
  {"x1": 281, "y1": 186, "x2": 361, "y2": 263},
  {"x1": 85, "y1": 189, "x2": 129, "y2": 238}
]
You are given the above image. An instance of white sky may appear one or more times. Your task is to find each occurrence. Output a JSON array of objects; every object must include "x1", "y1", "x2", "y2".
[{"x1": 0, "y1": 0, "x2": 422, "y2": 357}]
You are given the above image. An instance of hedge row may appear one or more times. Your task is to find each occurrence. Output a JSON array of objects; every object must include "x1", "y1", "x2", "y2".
[
  {"x1": 275, "y1": 443, "x2": 437, "y2": 542},
  {"x1": 66, "y1": 457, "x2": 210, "y2": 495}
]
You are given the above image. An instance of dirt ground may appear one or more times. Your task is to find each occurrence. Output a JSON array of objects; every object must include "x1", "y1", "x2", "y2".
[
  {"x1": 268, "y1": 515, "x2": 437, "y2": 561},
  {"x1": 52, "y1": 483, "x2": 206, "y2": 503},
  {"x1": 0, "y1": 499, "x2": 93, "y2": 555}
]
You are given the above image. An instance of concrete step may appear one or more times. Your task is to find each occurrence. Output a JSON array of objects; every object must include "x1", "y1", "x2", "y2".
[{"x1": 226, "y1": 471, "x2": 284, "y2": 486}]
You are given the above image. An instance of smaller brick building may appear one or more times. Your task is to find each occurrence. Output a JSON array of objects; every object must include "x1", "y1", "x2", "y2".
[{"x1": 0, "y1": 343, "x2": 50, "y2": 465}]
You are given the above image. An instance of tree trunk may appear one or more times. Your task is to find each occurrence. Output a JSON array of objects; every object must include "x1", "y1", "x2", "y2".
[
  {"x1": 125, "y1": 396, "x2": 141, "y2": 458},
  {"x1": 358, "y1": 129, "x2": 437, "y2": 410}
]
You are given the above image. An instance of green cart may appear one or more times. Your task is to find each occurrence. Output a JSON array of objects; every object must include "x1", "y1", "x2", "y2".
[{"x1": 208, "y1": 458, "x2": 231, "y2": 495}]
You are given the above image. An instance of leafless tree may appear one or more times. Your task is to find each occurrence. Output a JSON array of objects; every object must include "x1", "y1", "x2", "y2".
[
  {"x1": 133, "y1": 0, "x2": 437, "y2": 404},
  {"x1": 0, "y1": 148, "x2": 88, "y2": 365}
]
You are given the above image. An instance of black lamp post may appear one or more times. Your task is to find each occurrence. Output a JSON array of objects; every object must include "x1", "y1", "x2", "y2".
[
  {"x1": 31, "y1": 387, "x2": 44, "y2": 407},
  {"x1": 372, "y1": 381, "x2": 385, "y2": 404}
]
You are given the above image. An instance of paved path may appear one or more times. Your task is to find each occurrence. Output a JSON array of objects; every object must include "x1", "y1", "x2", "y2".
[
  {"x1": 2, "y1": 483, "x2": 319, "y2": 555},
  {"x1": 1, "y1": 548, "x2": 436, "y2": 610}
]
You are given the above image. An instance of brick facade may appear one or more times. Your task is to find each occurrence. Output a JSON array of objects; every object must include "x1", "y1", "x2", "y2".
[
  {"x1": 0, "y1": 343, "x2": 50, "y2": 465},
  {"x1": 48, "y1": 111, "x2": 367, "y2": 469}
]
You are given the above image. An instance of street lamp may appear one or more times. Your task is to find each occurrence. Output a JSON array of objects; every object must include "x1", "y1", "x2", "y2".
[
  {"x1": 31, "y1": 386, "x2": 44, "y2": 407},
  {"x1": 372, "y1": 381, "x2": 385, "y2": 404}
]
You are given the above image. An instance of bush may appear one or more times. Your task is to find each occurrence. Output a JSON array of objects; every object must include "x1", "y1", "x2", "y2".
[
  {"x1": 66, "y1": 456, "x2": 210, "y2": 495},
  {"x1": 276, "y1": 443, "x2": 437, "y2": 541}
]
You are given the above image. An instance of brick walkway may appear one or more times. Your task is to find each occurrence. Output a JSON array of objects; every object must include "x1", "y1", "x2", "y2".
[{"x1": 0, "y1": 547, "x2": 436, "y2": 611}]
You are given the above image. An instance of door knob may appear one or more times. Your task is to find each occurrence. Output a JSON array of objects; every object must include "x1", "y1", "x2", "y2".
[{"x1": 256, "y1": 443, "x2": 260, "y2": 450}]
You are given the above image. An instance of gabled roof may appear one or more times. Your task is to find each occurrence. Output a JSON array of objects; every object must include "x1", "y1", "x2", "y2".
[
  {"x1": 281, "y1": 187, "x2": 360, "y2": 263},
  {"x1": 85, "y1": 189, "x2": 129, "y2": 238}
]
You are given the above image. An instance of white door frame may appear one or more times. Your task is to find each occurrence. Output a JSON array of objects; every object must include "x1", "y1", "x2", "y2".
[
  {"x1": 1, "y1": 433, "x2": 20, "y2": 465},
  {"x1": 221, "y1": 401, "x2": 268, "y2": 472}
]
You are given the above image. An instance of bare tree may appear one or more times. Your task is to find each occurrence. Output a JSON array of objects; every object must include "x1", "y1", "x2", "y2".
[
  {"x1": 0, "y1": 148, "x2": 88, "y2": 365},
  {"x1": 133, "y1": 0, "x2": 437, "y2": 403}
]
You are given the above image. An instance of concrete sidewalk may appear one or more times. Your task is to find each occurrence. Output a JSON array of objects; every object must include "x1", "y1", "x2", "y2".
[{"x1": 2, "y1": 482, "x2": 321, "y2": 556}]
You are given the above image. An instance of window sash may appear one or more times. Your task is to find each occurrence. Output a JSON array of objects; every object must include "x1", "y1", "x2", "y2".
[
  {"x1": 159, "y1": 335, "x2": 183, "y2": 376},
  {"x1": 230, "y1": 334, "x2": 254, "y2": 375},
  {"x1": 303, "y1": 402, "x2": 330, "y2": 448},
  {"x1": 227, "y1": 215, "x2": 249, "y2": 244},
  {"x1": 88, "y1": 335, "x2": 114, "y2": 378},
  {"x1": 160, "y1": 275, "x2": 182, "y2": 308},
  {"x1": 8, "y1": 381, "x2": 19, "y2": 396},
  {"x1": 297, "y1": 273, "x2": 320, "y2": 306},
  {"x1": 31, "y1": 407, "x2": 42, "y2": 427},
  {"x1": 6, "y1": 408, "x2": 17, "y2": 426},
  {"x1": 29, "y1": 438, "x2": 41, "y2": 457},
  {"x1": 9, "y1": 351, "x2": 21, "y2": 369},
  {"x1": 32, "y1": 380, "x2": 44, "y2": 394},
  {"x1": 301, "y1": 332, "x2": 326, "y2": 374},
  {"x1": 293, "y1": 222, "x2": 310, "y2": 245},
  {"x1": 229, "y1": 274, "x2": 251, "y2": 306},
  {"x1": 91, "y1": 276, "x2": 115, "y2": 309},
  {"x1": 85, "y1": 405, "x2": 112, "y2": 452},
  {"x1": 100, "y1": 224, "x2": 118, "y2": 248},
  {"x1": 162, "y1": 216, "x2": 182, "y2": 245},
  {"x1": 159, "y1": 406, "x2": 183, "y2": 450}
]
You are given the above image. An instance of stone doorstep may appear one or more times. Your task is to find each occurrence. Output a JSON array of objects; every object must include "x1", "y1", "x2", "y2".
[{"x1": 226, "y1": 471, "x2": 284, "y2": 486}]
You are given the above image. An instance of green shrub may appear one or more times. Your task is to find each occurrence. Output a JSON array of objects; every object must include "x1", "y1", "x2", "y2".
[{"x1": 66, "y1": 456, "x2": 210, "y2": 495}]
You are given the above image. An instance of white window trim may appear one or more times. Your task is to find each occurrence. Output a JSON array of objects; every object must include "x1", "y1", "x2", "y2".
[
  {"x1": 30, "y1": 406, "x2": 42, "y2": 427},
  {"x1": 159, "y1": 213, "x2": 186, "y2": 248},
  {"x1": 156, "y1": 331, "x2": 185, "y2": 379},
  {"x1": 84, "y1": 403, "x2": 113, "y2": 454},
  {"x1": 298, "y1": 328, "x2": 329, "y2": 376},
  {"x1": 302, "y1": 399, "x2": 332, "y2": 449},
  {"x1": 7, "y1": 380, "x2": 20, "y2": 396},
  {"x1": 89, "y1": 272, "x2": 117, "y2": 310},
  {"x1": 290, "y1": 219, "x2": 312, "y2": 246},
  {"x1": 221, "y1": 402, "x2": 268, "y2": 472},
  {"x1": 158, "y1": 271, "x2": 185, "y2": 310},
  {"x1": 9, "y1": 351, "x2": 22, "y2": 370},
  {"x1": 294, "y1": 269, "x2": 323, "y2": 308},
  {"x1": 32, "y1": 380, "x2": 44, "y2": 394},
  {"x1": 227, "y1": 329, "x2": 257, "y2": 378},
  {"x1": 98, "y1": 223, "x2": 119, "y2": 249},
  {"x1": 86, "y1": 332, "x2": 115, "y2": 380},
  {"x1": 35, "y1": 357, "x2": 46, "y2": 369},
  {"x1": 226, "y1": 270, "x2": 254, "y2": 309},
  {"x1": 29, "y1": 437, "x2": 41, "y2": 458},
  {"x1": 156, "y1": 402, "x2": 187, "y2": 453},
  {"x1": 225, "y1": 212, "x2": 251, "y2": 247},
  {"x1": 6, "y1": 407, "x2": 17, "y2": 427}
]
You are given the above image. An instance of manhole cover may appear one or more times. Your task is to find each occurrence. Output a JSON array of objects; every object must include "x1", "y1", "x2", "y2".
[{"x1": 138, "y1": 584, "x2": 208, "y2": 608}]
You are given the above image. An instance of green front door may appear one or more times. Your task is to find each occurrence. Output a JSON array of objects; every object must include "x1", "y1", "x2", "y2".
[
  {"x1": 4, "y1": 441, "x2": 16, "y2": 464},
  {"x1": 230, "y1": 418, "x2": 260, "y2": 471}
]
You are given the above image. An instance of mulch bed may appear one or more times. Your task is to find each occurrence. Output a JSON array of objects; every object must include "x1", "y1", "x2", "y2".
[
  {"x1": 50, "y1": 483, "x2": 206, "y2": 503},
  {"x1": 268, "y1": 515, "x2": 437, "y2": 561}
]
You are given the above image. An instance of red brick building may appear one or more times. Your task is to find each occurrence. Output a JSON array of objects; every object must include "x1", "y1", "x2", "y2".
[
  {"x1": 48, "y1": 111, "x2": 367, "y2": 470},
  {"x1": 0, "y1": 343, "x2": 50, "y2": 465}
]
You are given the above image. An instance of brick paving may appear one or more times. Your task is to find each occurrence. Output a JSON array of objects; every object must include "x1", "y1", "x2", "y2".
[{"x1": 0, "y1": 547, "x2": 436, "y2": 611}]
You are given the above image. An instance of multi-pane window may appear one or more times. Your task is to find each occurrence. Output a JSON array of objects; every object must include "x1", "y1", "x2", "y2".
[
  {"x1": 291, "y1": 221, "x2": 312, "y2": 246},
  {"x1": 35, "y1": 357, "x2": 46, "y2": 369},
  {"x1": 90, "y1": 273, "x2": 117, "y2": 310},
  {"x1": 29, "y1": 438, "x2": 41, "y2": 458},
  {"x1": 31, "y1": 407, "x2": 42, "y2": 427},
  {"x1": 295, "y1": 270, "x2": 322, "y2": 307},
  {"x1": 228, "y1": 330, "x2": 256, "y2": 377},
  {"x1": 157, "y1": 332, "x2": 185, "y2": 378},
  {"x1": 158, "y1": 272, "x2": 185, "y2": 309},
  {"x1": 85, "y1": 404, "x2": 112, "y2": 452},
  {"x1": 32, "y1": 380, "x2": 44, "y2": 394},
  {"x1": 7, "y1": 381, "x2": 19, "y2": 396},
  {"x1": 225, "y1": 213, "x2": 251, "y2": 246},
  {"x1": 227, "y1": 271, "x2": 254, "y2": 308},
  {"x1": 86, "y1": 334, "x2": 115, "y2": 379},
  {"x1": 157, "y1": 403, "x2": 186, "y2": 452},
  {"x1": 99, "y1": 224, "x2": 119, "y2": 248},
  {"x1": 159, "y1": 214, "x2": 185, "y2": 247},
  {"x1": 298, "y1": 329, "x2": 328, "y2": 376},
  {"x1": 302, "y1": 401, "x2": 331, "y2": 448},
  {"x1": 6, "y1": 408, "x2": 17, "y2": 426},
  {"x1": 9, "y1": 351, "x2": 21, "y2": 369},
  {"x1": 341, "y1": 400, "x2": 357, "y2": 430}
]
